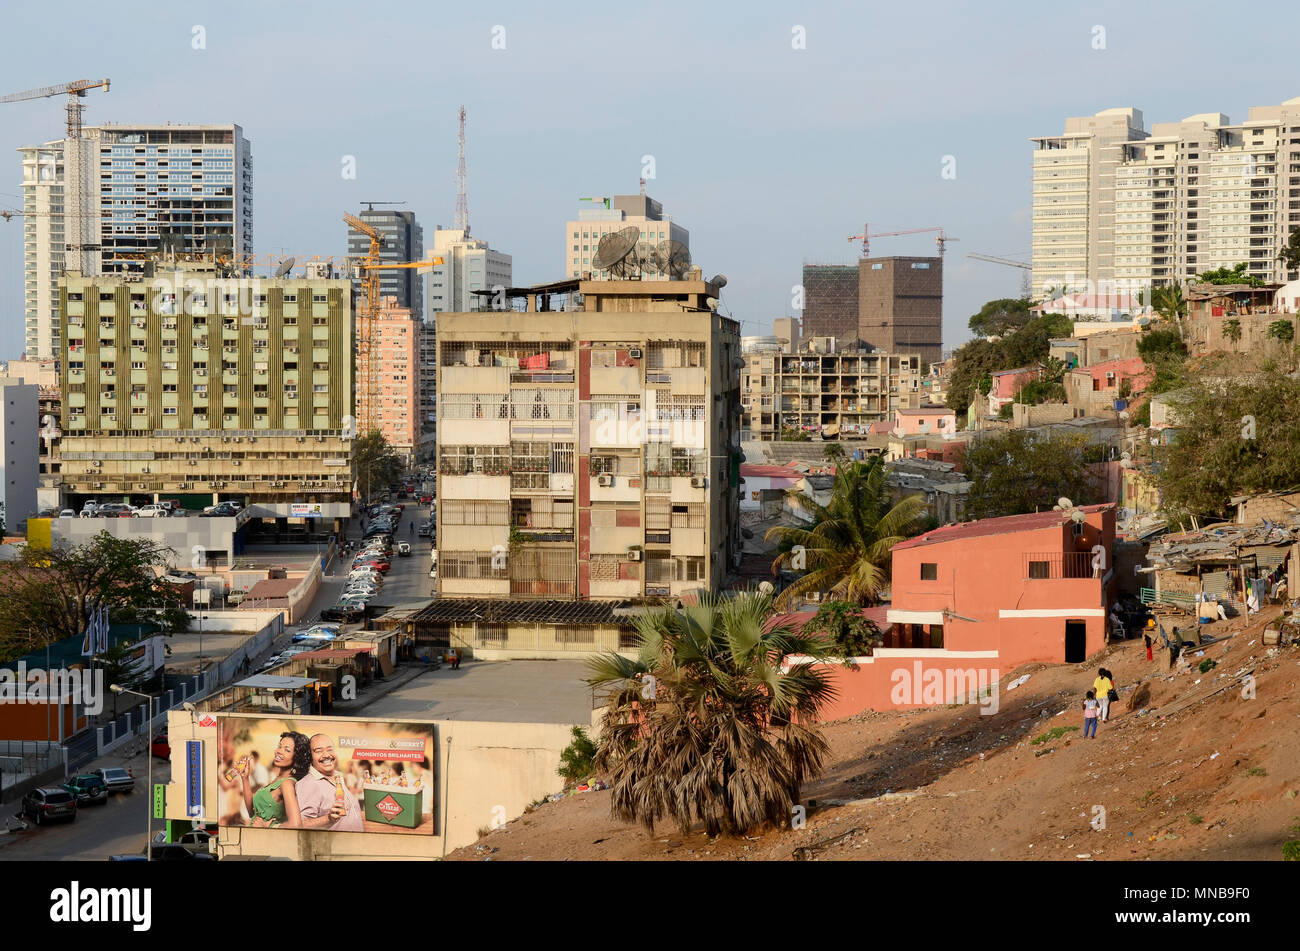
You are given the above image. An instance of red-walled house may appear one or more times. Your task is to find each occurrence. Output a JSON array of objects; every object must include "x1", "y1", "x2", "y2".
[{"x1": 784, "y1": 504, "x2": 1116, "y2": 719}]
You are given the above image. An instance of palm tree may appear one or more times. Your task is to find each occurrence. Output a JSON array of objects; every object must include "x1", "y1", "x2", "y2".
[
  {"x1": 587, "y1": 588, "x2": 836, "y2": 836},
  {"x1": 765, "y1": 456, "x2": 929, "y2": 610},
  {"x1": 822, "y1": 442, "x2": 846, "y2": 466},
  {"x1": 1151, "y1": 284, "x2": 1187, "y2": 334}
]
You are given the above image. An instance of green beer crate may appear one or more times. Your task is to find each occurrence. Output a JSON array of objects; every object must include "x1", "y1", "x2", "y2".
[{"x1": 362, "y1": 782, "x2": 426, "y2": 830}]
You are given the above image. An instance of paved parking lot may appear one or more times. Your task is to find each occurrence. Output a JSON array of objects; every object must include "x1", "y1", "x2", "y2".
[{"x1": 361, "y1": 659, "x2": 595, "y2": 725}]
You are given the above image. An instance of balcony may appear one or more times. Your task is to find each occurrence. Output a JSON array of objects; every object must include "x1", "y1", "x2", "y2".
[{"x1": 1023, "y1": 551, "x2": 1098, "y2": 580}]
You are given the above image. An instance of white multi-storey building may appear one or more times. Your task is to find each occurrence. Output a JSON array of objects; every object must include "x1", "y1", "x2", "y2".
[
  {"x1": 18, "y1": 123, "x2": 253, "y2": 361},
  {"x1": 425, "y1": 227, "x2": 512, "y2": 313},
  {"x1": 1036, "y1": 99, "x2": 1300, "y2": 294}
]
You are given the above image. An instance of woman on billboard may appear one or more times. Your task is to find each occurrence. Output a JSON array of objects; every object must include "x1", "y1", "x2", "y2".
[{"x1": 230, "y1": 731, "x2": 312, "y2": 828}]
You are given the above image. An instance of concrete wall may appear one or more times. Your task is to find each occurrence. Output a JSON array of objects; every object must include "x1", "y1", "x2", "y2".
[
  {"x1": 0, "y1": 380, "x2": 39, "y2": 533},
  {"x1": 163, "y1": 711, "x2": 578, "y2": 859}
]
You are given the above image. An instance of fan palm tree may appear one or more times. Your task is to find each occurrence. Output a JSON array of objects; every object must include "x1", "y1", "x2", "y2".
[
  {"x1": 1151, "y1": 284, "x2": 1187, "y2": 334},
  {"x1": 765, "y1": 457, "x2": 929, "y2": 610},
  {"x1": 587, "y1": 588, "x2": 836, "y2": 836}
]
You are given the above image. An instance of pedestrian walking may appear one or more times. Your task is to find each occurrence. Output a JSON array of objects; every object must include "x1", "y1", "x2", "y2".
[
  {"x1": 1083, "y1": 690, "x2": 1099, "y2": 738},
  {"x1": 1094, "y1": 667, "x2": 1116, "y2": 721},
  {"x1": 409, "y1": 522, "x2": 415, "y2": 537},
  {"x1": 1167, "y1": 625, "x2": 1181, "y2": 671},
  {"x1": 1144, "y1": 622, "x2": 1154, "y2": 662}
]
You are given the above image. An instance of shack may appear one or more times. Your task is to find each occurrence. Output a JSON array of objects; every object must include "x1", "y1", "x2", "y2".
[{"x1": 1141, "y1": 521, "x2": 1296, "y2": 616}]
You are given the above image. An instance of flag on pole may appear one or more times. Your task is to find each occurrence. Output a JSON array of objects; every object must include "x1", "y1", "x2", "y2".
[
  {"x1": 97, "y1": 604, "x2": 110, "y2": 654},
  {"x1": 80, "y1": 609, "x2": 94, "y2": 657}
]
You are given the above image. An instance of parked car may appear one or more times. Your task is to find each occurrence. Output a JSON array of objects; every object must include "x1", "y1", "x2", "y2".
[
  {"x1": 417, "y1": 522, "x2": 433, "y2": 537},
  {"x1": 79, "y1": 501, "x2": 101, "y2": 518},
  {"x1": 201, "y1": 501, "x2": 240, "y2": 517},
  {"x1": 321, "y1": 604, "x2": 365, "y2": 622},
  {"x1": 356, "y1": 560, "x2": 390, "y2": 574},
  {"x1": 92, "y1": 766, "x2": 135, "y2": 794},
  {"x1": 418, "y1": 494, "x2": 433, "y2": 504},
  {"x1": 142, "y1": 829, "x2": 218, "y2": 860},
  {"x1": 225, "y1": 590, "x2": 246, "y2": 606},
  {"x1": 96, "y1": 503, "x2": 135, "y2": 518},
  {"x1": 21, "y1": 787, "x2": 77, "y2": 825},
  {"x1": 151, "y1": 733, "x2": 170, "y2": 759},
  {"x1": 62, "y1": 774, "x2": 109, "y2": 806},
  {"x1": 58, "y1": 509, "x2": 76, "y2": 518},
  {"x1": 134, "y1": 503, "x2": 172, "y2": 518},
  {"x1": 397, "y1": 542, "x2": 411, "y2": 557}
]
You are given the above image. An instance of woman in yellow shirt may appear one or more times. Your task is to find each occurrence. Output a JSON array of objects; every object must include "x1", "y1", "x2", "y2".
[{"x1": 1093, "y1": 668, "x2": 1115, "y2": 722}]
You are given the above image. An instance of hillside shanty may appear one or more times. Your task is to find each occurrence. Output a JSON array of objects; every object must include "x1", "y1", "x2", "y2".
[{"x1": 1140, "y1": 520, "x2": 1296, "y2": 617}]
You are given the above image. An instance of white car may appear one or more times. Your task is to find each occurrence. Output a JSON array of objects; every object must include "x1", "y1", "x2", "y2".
[
  {"x1": 133, "y1": 503, "x2": 172, "y2": 518},
  {"x1": 348, "y1": 568, "x2": 382, "y2": 581},
  {"x1": 58, "y1": 509, "x2": 76, "y2": 518}
]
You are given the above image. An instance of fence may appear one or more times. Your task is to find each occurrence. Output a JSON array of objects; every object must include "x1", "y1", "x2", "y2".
[
  {"x1": 0, "y1": 741, "x2": 68, "y2": 804},
  {"x1": 86, "y1": 671, "x2": 213, "y2": 768},
  {"x1": 215, "y1": 614, "x2": 283, "y2": 684}
]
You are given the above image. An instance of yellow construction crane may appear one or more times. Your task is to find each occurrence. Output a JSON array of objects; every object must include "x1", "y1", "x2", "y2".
[
  {"x1": 0, "y1": 77, "x2": 110, "y2": 138},
  {"x1": 343, "y1": 212, "x2": 443, "y2": 435}
]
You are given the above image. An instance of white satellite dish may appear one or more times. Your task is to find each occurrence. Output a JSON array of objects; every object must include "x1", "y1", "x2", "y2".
[
  {"x1": 1070, "y1": 508, "x2": 1087, "y2": 524},
  {"x1": 758, "y1": 581, "x2": 774, "y2": 595},
  {"x1": 1055, "y1": 496, "x2": 1074, "y2": 510}
]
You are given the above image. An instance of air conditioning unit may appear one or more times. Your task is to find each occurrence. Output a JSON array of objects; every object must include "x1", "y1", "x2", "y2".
[
  {"x1": 92, "y1": 460, "x2": 102, "y2": 468},
  {"x1": 191, "y1": 436, "x2": 200, "y2": 443},
  {"x1": 690, "y1": 476, "x2": 707, "y2": 488},
  {"x1": 141, "y1": 466, "x2": 150, "y2": 473},
  {"x1": 196, "y1": 369, "x2": 206, "y2": 377},
  {"x1": 234, "y1": 437, "x2": 243, "y2": 443},
  {"x1": 626, "y1": 548, "x2": 642, "y2": 562},
  {"x1": 104, "y1": 369, "x2": 115, "y2": 377},
  {"x1": 189, "y1": 460, "x2": 197, "y2": 466},
  {"x1": 175, "y1": 436, "x2": 184, "y2": 443},
  {"x1": 596, "y1": 473, "x2": 614, "y2": 487},
  {"x1": 248, "y1": 437, "x2": 256, "y2": 443},
  {"x1": 316, "y1": 436, "x2": 325, "y2": 442},
  {"x1": 296, "y1": 436, "x2": 305, "y2": 442},
  {"x1": 629, "y1": 348, "x2": 643, "y2": 359},
  {"x1": 94, "y1": 482, "x2": 105, "y2": 489},
  {"x1": 178, "y1": 482, "x2": 191, "y2": 489},
  {"x1": 232, "y1": 460, "x2": 241, "y2": 467},
  {"x1": 136, "y1": 483, "x2": 147, "y2": 490}
]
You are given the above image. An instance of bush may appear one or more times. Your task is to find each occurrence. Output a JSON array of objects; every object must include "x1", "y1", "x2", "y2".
[
  {"x1": 1031, "y1": 725, "x2": 1079, "y2": 745},
  {"x1": 557, "y1": 726, "x2": 598, "y2": 784}
]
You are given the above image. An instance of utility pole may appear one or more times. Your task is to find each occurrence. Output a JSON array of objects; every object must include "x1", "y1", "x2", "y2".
[{"x1": 456, "y1": 106, "x2": 469, "y2": 235}]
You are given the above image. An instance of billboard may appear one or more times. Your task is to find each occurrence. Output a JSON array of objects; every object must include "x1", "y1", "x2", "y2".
[
  {"x1": 291, "y1": 503, "x2": 324, "y2": 518},
  {"x1": 217, "y1": 716, "x2": 434, "y2": 835}
]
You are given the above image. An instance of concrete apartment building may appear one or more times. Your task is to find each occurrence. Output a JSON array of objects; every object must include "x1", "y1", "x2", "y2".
[
  {"x1": 364, "y1": 296, "x2": 420, "y2": 464},
  {"x1": 564, "y1": 189, "x2": 688, "y2": 279},
  {"x1": 0, "y1": 379, "x2": 39, "y2": 533},
  {"x1": 741, "y1": 339, "x2": 924, "y2": 440},
  {"x1": 56, "y1": 263, "x2": 355, "y2": 553},
  {"x1": 801, "y1": 258, "x2": 943, "y2": 365},
  {"x1": 19, "y1": 124, "x2": 253, "y2": 361},
  {"x1": 426, "y1": 227, "x2": 512, "y2": 313},
  {"x1": 1034, "y1": 99, "x2": 1300, "y2": 294},
  {"x1": 435, "y1": 277, "x2": 740, "y2": 629},
  {"x1": 1030, "y1": 108, "x2": 1147, "y2": 294},
  {"x1": 0, "y1": 358, "x2": 62, "y2": 510},
  {"x1": 346, "y1": 209, "x2": 423, "y2": 318},
  {"x1": 417, "y1": 322, "x2": 438, "y2": 461}
]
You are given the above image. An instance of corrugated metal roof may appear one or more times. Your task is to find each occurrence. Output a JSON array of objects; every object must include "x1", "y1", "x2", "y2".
[
  {"x1": 894, "y1": 504, "x2": 1113, "y2": 551},
  {"x1": 407, "y1": 598, "x2": 634, "y2": 625}
]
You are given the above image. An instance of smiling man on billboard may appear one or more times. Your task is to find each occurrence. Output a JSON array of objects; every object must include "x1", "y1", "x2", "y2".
[{"x1": 297, "y1": 733, "x2": 364, "y2": 831}]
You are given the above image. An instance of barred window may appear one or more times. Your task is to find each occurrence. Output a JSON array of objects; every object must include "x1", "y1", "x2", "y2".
[
  {"x1": 441, "y1": 500, "x2": 509, "y2": 525},
  {"x1": 646, "y1": 442, "x2": 671, "y2": 476},
  {"x1": 439, "y1": 393, "x2": 509, "y2": 420},
  {"x1": 647, "y1": 341, "x2": 705, "y2": 368},
  {"x1": 511, "y1": 388, "x2": 574, "y2": 420},
  {"x1": 646, "y1": 496, "x2": 671, "y2": 531},
  {"x1": 671, "y1": 447, "x2": 705, "y2": 477},
  {"x1": 645, "y1": 552, "x2": 674, "y2": 583},
  {"x1": 557, "y1": 628, "x2": 595, "y2": 645},
  {"x1": 653, "y1": 393, "x2": 706, "y2": 421},
  {"x1": 590, "y1": 453, "x2": 640, "y2": 477},
  {"x1": 591, "y1": 394, "x2": 641, "y2": 421},
  {"x1": 439, "y1": 551, "x2": 508, "y2": 579},
  {"x1": 671, "y1": 504, "x2": 705, "y2": 528},
  {"x1": 512, "y1": 497, "x2": 574, "y2": 530},
  {"x1": 478, "y1": 624, "x2": 507, "y2": 643},
  {"x1": 439, "y1": 446, "x2": 510, "y2": 476}
]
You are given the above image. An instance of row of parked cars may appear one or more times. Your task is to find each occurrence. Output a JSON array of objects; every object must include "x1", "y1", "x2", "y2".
[
  {"x1": 71, "y1": 499, "x2": 245, "y2": 519},
  {"x1": 19, "y1": 766, "x2": 136, "y2": 826}
]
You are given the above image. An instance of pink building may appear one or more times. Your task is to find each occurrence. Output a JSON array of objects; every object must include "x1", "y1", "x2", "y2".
[
  {"x1": 987, "y1": 366, "x2": 1042, "y2": 413},
  {"x1": 363, "y1": 297, "x2": 420, "y2": 462},
  {"x1": 892, "y1": 406, "x2": 957, "y2": 438},
  {"x1": 1065, "y1": 357, "x2": 1151, "y2": 414},
  {"x1": 785, "y1": 504, "x2": 1116, "y2": 719},
  {"x1": 739, "y1": 463, "x2": 802, "y2": 512}
]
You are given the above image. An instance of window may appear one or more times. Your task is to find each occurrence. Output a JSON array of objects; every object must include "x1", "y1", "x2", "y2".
[
  {"x1": 1028, "y1": 561, "x2": 1051, "y2": 579},
  {"x1": 921, "y1": 562, "x2": 937, "y2": 581}
]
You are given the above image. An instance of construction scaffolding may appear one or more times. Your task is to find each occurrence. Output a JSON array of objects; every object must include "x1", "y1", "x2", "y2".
[{"x1": 801, "y1": 264, "x2": 859, "y2": 341}]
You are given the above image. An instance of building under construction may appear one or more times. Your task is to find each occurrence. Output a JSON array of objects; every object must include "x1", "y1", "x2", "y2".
[{"x1": 802, "y1": 256, "x2": 944, "y2": 367}]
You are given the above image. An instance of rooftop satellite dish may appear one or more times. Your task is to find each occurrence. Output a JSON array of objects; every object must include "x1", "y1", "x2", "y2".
[
  {"x1": 709, "y1": 274, "x2": 728, "y2": 288},
  {"x1": 1055, "y1": 496, "x2": 1074, "y2": 510},
  {"x1": 654, "y1": 240, "x2": 691, "y2": 280},
  {"x1": 632, "y1": 240, "x2": 656, "y2": 277},
  {"x1": 1070, "y1": 508, "x2": 1088, "y2": 524},
  {"x1": 758, "y1": 581, "x2": 775, "y2": 595},
  {"x1": 274, "y1": 257, "x2": 296, "y2": 279},
  {"x1": 593, "y1": 227, "x2": 640, "y2": 274},
  {"x1": 1119, "y1": 409, "x2": 1130, "y2": 420}
]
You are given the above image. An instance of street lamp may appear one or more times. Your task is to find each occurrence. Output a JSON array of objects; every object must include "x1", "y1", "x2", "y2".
[{"x1": 110, "y1": 684, "x2": 155, "y2": 855}]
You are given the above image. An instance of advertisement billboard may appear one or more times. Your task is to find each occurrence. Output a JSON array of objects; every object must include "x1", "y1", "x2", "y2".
[
  {"x1": 291, "y1": 503, "x2": 324, "y2": 518},
  {"x1": 217, "y1": 716, "x2": 434, "y2": 835}
]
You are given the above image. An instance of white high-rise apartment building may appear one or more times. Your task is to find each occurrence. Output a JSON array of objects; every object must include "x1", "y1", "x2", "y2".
[
  {"x1": 1035, "y1": 99, "x2": 1300, "y2": 294},
  {"x1": 564, "y1": 188, "x2": 689, "y2": 279},
  {"x1": 425, "y1": 227, "x2": 512, "y2": 313},
  {"x1": 1030, "y1": 108, "x2": 1147, "y2": 294},
  {"x1": 18, "y1": 123, "x2": 252, "y2": 360}
]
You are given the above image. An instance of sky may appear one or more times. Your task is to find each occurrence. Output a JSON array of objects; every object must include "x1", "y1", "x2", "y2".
[{"x1": 2, "y1": 0, "x2": 1299, "y2": 360}]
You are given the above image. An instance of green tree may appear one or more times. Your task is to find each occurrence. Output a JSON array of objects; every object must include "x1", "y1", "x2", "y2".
[
  {"x1": 800, "y1": 600, "x2": 883, "y2": 668},
  {"x1": 968, "y1": 298, "x2": 1032, "y2": 338},
  {"x1": 765, "y1": 456, "x2": 929, "y2": 610},
  {"x1": 779, "y1": 425, "x2": 810, "y2": 442},
  {"x1": 353, "y1": 429, "x2": 401, "y2": 503},
  {"x1": 0, "y1": 533, "x2": 188, "y2": 662},
  {"x1": 822, "y1": 442, "x2": 847, "y2": 466},
  {"x1": 557, "y1": 726, "x2": 598, "y2": 784},
  {"x1": 1222, "y1": 318, "x2": 1242, "y2": 345},
  {"x1": 1151, "y1": 284, "x2": 1188, "y2": 323},
  {"x1": 964, "y1": 429, "x2": 1104, "y2": 520},
  {"x1": 1196, "y1": 262, "x2": 1262, "y2": 287},
  {"x1": 1152, "y1": 371, "x2": 1300, "y2": 521},
  {"x1": 96, "y1": 638, "x2": 154, "y2": 718},
  {"x1": 1137, "y1": 327, "x2": 1187, "y2": 362},
  {"x1": 1267, "y1": 319, "x2": 1294, "y2": 344},
  {"x1": 587, "y1": 589, "x2": 835, "y2": 836},
  {"x1": 1280, "y1": 226, "x2": 1300, "y2": 273}
]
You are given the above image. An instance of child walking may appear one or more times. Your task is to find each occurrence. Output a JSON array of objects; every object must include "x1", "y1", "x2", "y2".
[{"x1": 1083, "y1": 690, "x2": 1099, "y2": 738}]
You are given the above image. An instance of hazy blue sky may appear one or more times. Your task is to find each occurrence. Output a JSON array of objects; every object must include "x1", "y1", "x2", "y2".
[{"x1": 2, "y1": 0, "x2": 1298, "y2": 359}]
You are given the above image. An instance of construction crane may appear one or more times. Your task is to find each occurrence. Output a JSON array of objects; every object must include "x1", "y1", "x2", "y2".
[
  {"x1": 967, "y1": 252, "x2": 1033, "y2": 299},
  {"x1": 847, "y1": 223, "x2": 957, "y2": 258},
  {"x1": 579, "y1": 197, "x2": 611, "y2": 209},
  {"x1": 2, "y1": 79, "x2": 111, "y2": 274},
  {"x1": 0, "y1": 77, "x2": 110, "y2": 138},
  {"x1": 344, "y1": 212, "x2": 444, "y2": 436}
]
